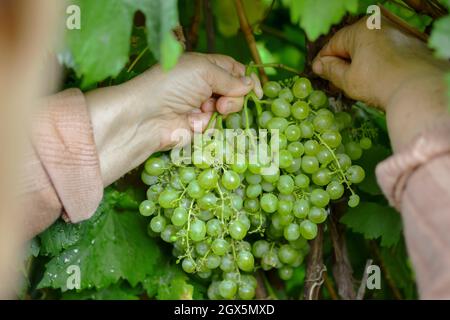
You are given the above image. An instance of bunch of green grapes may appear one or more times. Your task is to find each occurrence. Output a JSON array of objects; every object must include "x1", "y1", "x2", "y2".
[{"x1": 138, "y1": 77, "x2": 371, "y2": 300}]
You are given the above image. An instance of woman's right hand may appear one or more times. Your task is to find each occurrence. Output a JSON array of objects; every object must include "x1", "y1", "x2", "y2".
[{"x1": 312, "y1": 17, "x2": 450, "y2": 151}]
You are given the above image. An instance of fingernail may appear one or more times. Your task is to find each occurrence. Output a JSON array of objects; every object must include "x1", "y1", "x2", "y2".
[
  {"x1": 226, "y1": 100, "x2": 234, "y2": 113},
  {"x1": 312, "y1": 59, "x2": 323, "y2": 75},
  {"x1": 241, "y1": 76, "x2": 252, "y2": 86}
]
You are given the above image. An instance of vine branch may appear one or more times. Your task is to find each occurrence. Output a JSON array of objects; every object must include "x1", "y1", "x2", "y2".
[
  {"x1": 303, "y1": 224, "x2": 325, "y2": 300},
  {"x1": 234, "y1": 0, "x2": 268, "y2": 84},
  {"x1": 203, "y1": 0, "x2": 215, "y2": 53},
  {"x1": 402, "y1": 0, "x2": 448, "y2": 19},
  {"x1": 187, "y1": 0, "x2": 203, "y2": 51}
]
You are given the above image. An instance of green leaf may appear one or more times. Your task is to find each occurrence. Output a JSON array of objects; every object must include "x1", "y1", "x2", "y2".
[
  {"x1": 429, "y1": 15, "x2": 450, "y2": 59},
  {"x1": 141, "y1": 0, "x2": 183, "y2": 70},
  {"x1": 143, "y1": 262, "x2": 194, "y2": 300},
  {"x1": 66, "y1": 0, "x2": 182, "y2": 88},
  {"x1": 39, "y1": 220, "x2": 81, "y2": 256},
  {"x1": 356, "y1": 144, "x2": 392, "y2": 196},
  {"x1": 446, "y1": 73, "x2": 450, "y2": 112},
  {"x1": 61, "y1": 281, "x2": 141, "y2": 300},
  {"x1": 341, "y1": 202, "x2": 402, "y2": 247},
  {"x1": 288, "y1": 0, "x2": 358, "y2": 40},
  {"x1": 213, "y1": 0, "x2": 272, "y2": 37},
  {"x1": 37, "y1": 189, "x2": 162, "y2": 291}
]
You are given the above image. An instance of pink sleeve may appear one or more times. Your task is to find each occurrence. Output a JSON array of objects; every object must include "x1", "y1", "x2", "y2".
[
  {"x1": 376, "y1": 121, "x2": 450, "y2": 299},
  {"x1": 20, "y1": 89, "x2": 103, "y2": 238}
]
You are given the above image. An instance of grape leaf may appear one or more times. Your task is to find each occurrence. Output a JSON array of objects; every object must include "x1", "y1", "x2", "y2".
[
  {"x1": 37, "y1": 189, "x2": 162, "y2": 291},
  {"x1": 429, "y1": 15, "x2": 450, "y2": 59},
  {"x1": 356, "y1": 144, "x2": 392, "y2": 196},
  {"x1": 65, "y1": 0, "x2": 182, "y2": 88},
  {"x1": 288, "y1": 0, "x2": 358, "y2": 40},
  {"x1": 213, "y1": 0, "x2": 272, "y2": 37},
  {"x1": 143, "y1": 263, "x2": 194, "y2": 300},
  {"x1": 341, "y1": 202, "x2": 402, "y2": 247},
  {"x1": 61, "y1": 281, "x2": 141, "y2": 300},
  {"x1": 39, "y1": 220, "x2": 82, "y2": 256}
]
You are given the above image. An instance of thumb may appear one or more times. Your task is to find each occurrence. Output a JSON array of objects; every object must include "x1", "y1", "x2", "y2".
[
  {"x1": 206, "y1": 65, "x2": 254, "y2": 97},
  {"x1": 312, "y1": 56, "x2": 350, "y2": 92}
]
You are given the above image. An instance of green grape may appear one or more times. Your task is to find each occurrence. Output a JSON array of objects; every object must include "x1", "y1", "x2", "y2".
[
  {"x1": 192, "y1": 150, "x2": 211, "y2": 169},
  {"x1": 219, "y1": 280, "x2": 237, "y2": 299},
  {"x1": 238, "y1": 284, "x2": 256, "y2": 300},
  {"x1": 150, "y1": 215, "x2": 166, "y2": 233},
  {"x1": 321, "y1": 130, "x2": 342, "y2": 148},
  {"x1": 231, "y1": 161, "x2": 248, "y2": 174},
  {"x1": 171, "y1": 207, "x2": 188, "y2": 226},
  {"x1": 198, "y1": 192, "x2": 217, "y2": 210},
  {"x1": 278, "y1": 193, "x2": 295, "y2": 202},
  {"x1": 241, "y1": 275, "x2": 257, "y2": 289},
  {"x1": 260, "y1": 193, "x2": 278, "y2": 213},
  {"x1": 300, "y1": 121, "x2": 314, "y2": 138},
  {"x1": 224, "y1": 272, "x2": 240, "y2": 281},
  {"x1": 271, "y1": 98, "x2": 291, "y2": 118},
  {"x1": 238, "y1": 241, "x2": 252, "y2": 251},
  {"x1": 312, "y1": 168, "x2": 332, "y2": 186},
  {"x1": 295, "y1": 174, "x2": 310, "y2": 188},
  {"x1": 291, "y1": 101, "x2": 310, "y2": 120},
  {"x1": 277, "y1": 212, "x2": 294, "y2": 226},
  {"x1": 244, "y1": 198, "x2": 260, "y2": 213},
  {"x1": 161, "y1": 225, "x2": 177, "y2": 243},
  {"x1": 337, "y1": 153, "x2": 352, "y2": 170},
  {"x1": 189, "y1": 219, "x2": 206, "y2": 242},
  {"x1": 187, "y1": 180, "x2": 205, "y2": 199},
  {"x1": 245, "y1": 172, "x2": 262, "y2": 184},
  {"x1": 304, "y1": 140, "x2": 320, "y2": 156},
  {"x1": 258, "y1": 110, "x2": 273, "y2": 128},
  {"x1": 225, "y1": 113, "x2": 243, "y2": 129},
  {"x1": 290, "y1": 237, "x2": 308, "y2": 250},
  {"x1": 212, "y1": 239, "x2": 230, "y2": 256},
  {"x1": 237, "y1": 250, "x2": 255, "y2": 272},
  {"x1": 348, "y1": 194, "x2": 360, "y2": 208},
  {"x1": 222, "y1": 170, "x2": 241, "y2": 190},
  {"x1": 147, "y1": 184, "x2": 163, "y2": 201},
  {"x1": 279, "y1": 149, "x2": 294, "y2": 169},
  {"x1": 206, "y1": 218, "x2": 222, "y2": 237},
  {"x1": 237, "y1": 214, "x2": 251, "y2": 231},
  {"x1": 197, "y1": 271, "x2": 212, "y2": 279},
  {"x1": 262, "y1": 181, "x2": 275, "y2": 192},
  {"x1": 271, "y1": 133, "x2": 288, "y2": 150},
  {"x1": 301, "y1": 156, "x2": 319, "y2": 174},
  {"x1": 346, "y1": 165, "x2": 365, "y2": 184},
  {"x1": 198, "y1": 208, "x2": 215, "y2": 221},
  {"x1": 303, "y1": 209, "x2": 321, "y2": 224},
  {"x1": 293, "y1": 77, "x2": 312, "y2": 99},
  {"x1": 360, "y1": 137, "x2": 372, "y2": 150},
  {"x1": 310, "y1": 189, "x2": 330, "y2": 208},
  {"x1": 208, "y1": 282, "x2": 221, "y2": 300},
  {"x1": 300, "y1": 220, "x2": 318, "y2": 240},
  {"x1": 220, "y1": 254, "x2": 235, "y2": 272},
  {"x1": 144, "y1": 157, "x2": 165, "y2": 176},
  {"x1": 198, "y1": 168, "x2": 219, "y2": 189},
  {"x1": 139, "y1": 200, "x2": 156, "y2": 217},
  {"x1": 308, "y1": 207, "x2": 328, "y2": 224},
  {"x1": 285, "y1": 125, "x2": 301, "y2": 142},
  {"x1": 252, "y1": 240, "x2": 270, "y2": 258},
  {"x1": 277, "y1": 200, "x2": 293, "y2": 215},
  {"x1": 229, "y1": 220, "x2": 247, "y2": 240},
  {"x1": 261, "y1": 251, "x2": 281, "y2": 270},
  {"x1": 206, "y1": 254, "x2": 221, "y2": 269},
  {"x1": 278, "y1": 244, "x2": 298, "y2": 265},
  {"x1": 182, "y1": 258, "x2": 196, "y2": 273},
  {"x1": 278, "y1": 266, "x2": 294, "y2": 280},
  {"x1": 248, "y1": 162, "x2": 262, "y2": 175},
  {"x1": 335, "y1": 111, "x2": 352, "y2": 130},
  {"x1": 278, "y1": 87, "x2": 294, "y2": 102},
  {"x1": 285, "y1": 157, "x2": 302, "y2": 173},
  {"x1": 313, "y1": 114, "x2": 334, "y2": 132},
  {"x1": 141, "y1": 171, "x2": 158, "y2": 186},
  {"x1": 345, "y1": 141, "x2": 363, "y2": 160},
  {"x1": 309, "y1": 90, "x2": 327, "y2": 109},
  {"x1": 216, "y1": 205, "x2": 233, "y2": 220},
  {"x1": 262, "y1": 168, "x2": 280, "y2": 183},
  {"x1": 179, "y1": 167, "x2": 196, "y2": 184},
  {"x1": 163, "y1": 208, "x2": 174, "y2": 219},
  {"x1": 263, "y1": 81, "x2": 281, "y2": 98},
  {"x1": 288, "y1": 141, "x2": 305, "y2": 158},
  {"x1": 326, "y1": 181, "x2": 345, "y2": 200},
  {"x1": 158, "y1": 190, "x2": 180, "y2": 209},
  {"x1": 317, "y1": 147, "x2": 333, "y2": 164},
  {"x1": 229, "y1": 194, "x2": 243, "y2": 210},
  {"x1": 277, "y1": 175, "x2": 295, "y2": 194},
  {"x1": 267, "y1": 117, "x2": 289, "y2": 132},
  {"x1": 284, "y1": 223, "x2": 300, "y2": 241}
]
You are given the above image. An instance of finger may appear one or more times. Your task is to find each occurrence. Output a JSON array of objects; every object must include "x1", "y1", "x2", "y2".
[
  {"x1": 205, "y1": 54, "x2": 246, "y2": 77},
  {"x1": 312, "y1": 56, "x2": 350, "y2": 91},
  {"x1": 200, "y1": 98, "x2": 217, "y2": 113},
  {"x1": 206, "y1": 65, "x2": 254, "y2": 97},
  {"x1": 250, "y1": 73, "x2": 263, "y2": 99},
  {"x1": 318, "y1": 24, "x2": 355, "y2": 59},
  {"x1": 188, "y1": 111, "x2": 214, "y2": 133},
  {"x1": 216, "y1": 96, "x2": 244, "y2": 115}
]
